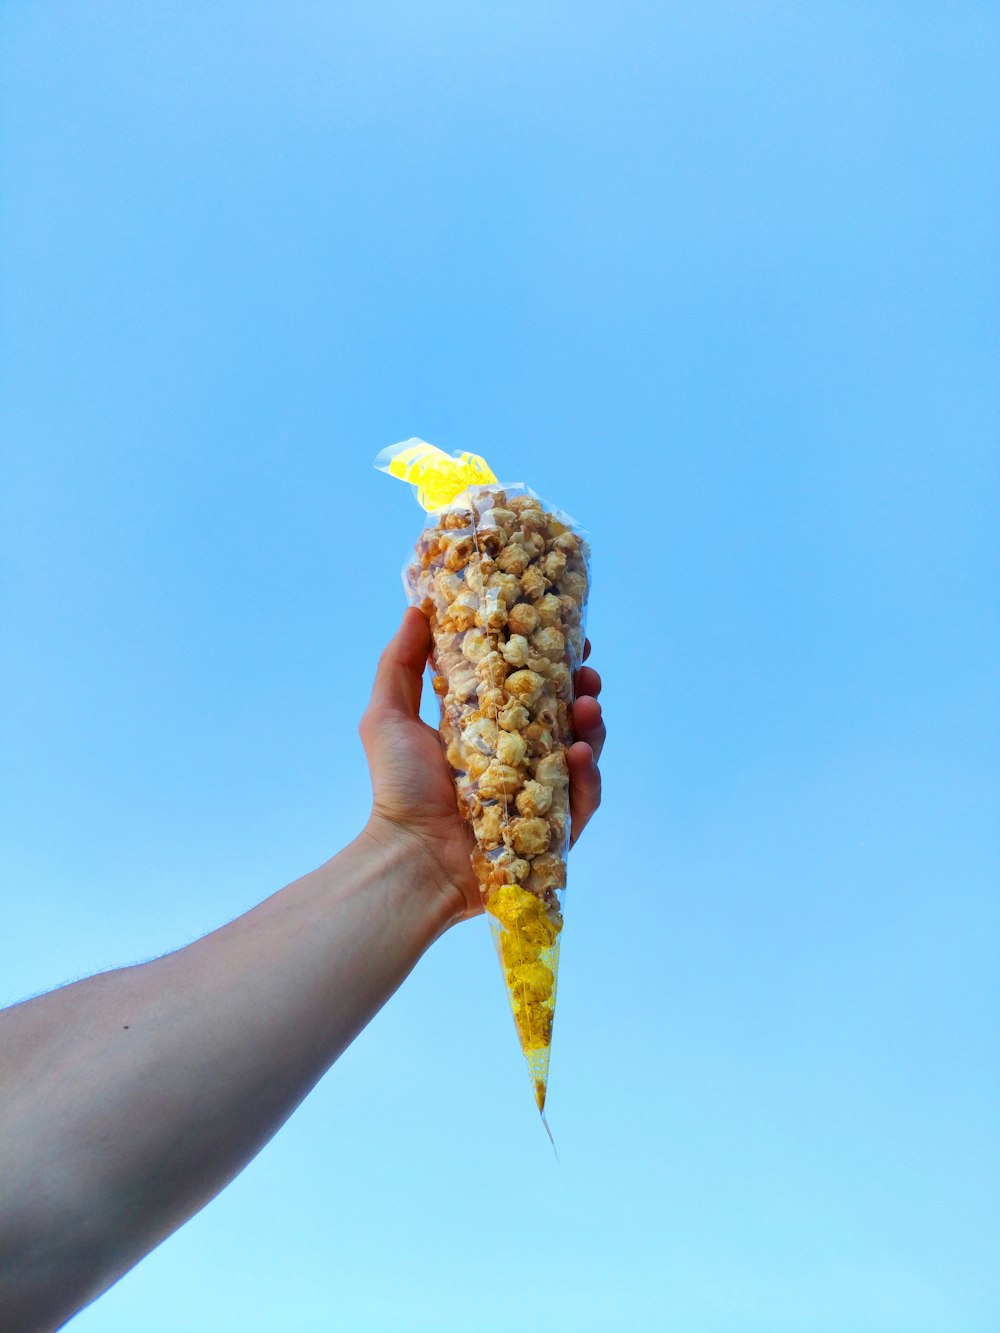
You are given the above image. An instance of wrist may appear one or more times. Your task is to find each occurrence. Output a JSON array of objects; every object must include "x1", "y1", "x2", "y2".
[{"x1": 357, "y1": 813, "x2": 467, "y2": 936}]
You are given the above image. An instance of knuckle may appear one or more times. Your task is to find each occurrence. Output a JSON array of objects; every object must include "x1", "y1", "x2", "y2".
[{"x1": 358, "y1": 707, "x2": 379, "y2": 739}]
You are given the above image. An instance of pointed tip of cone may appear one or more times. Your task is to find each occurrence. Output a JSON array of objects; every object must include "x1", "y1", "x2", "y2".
[
  {"x1": 540, "y1": 1111, "x2": 559, "y2": 1158},
  {"x1": 534, "y1": 1078, "x2": 547, "y2": 1113}
]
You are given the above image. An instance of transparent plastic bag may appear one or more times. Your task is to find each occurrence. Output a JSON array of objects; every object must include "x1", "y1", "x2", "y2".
[{"x1": 377, "y1": 440, "x2": 591, "y2": 1131}]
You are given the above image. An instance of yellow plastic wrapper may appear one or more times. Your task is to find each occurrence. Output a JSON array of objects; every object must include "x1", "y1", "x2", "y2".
[{"x1": 376, "y1": 440, "x2": 591, "y2": 1133}]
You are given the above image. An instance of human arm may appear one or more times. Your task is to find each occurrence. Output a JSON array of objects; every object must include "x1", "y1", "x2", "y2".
[{"x1": 0, "y1": 608, "x2": 604, "y2": 1332}]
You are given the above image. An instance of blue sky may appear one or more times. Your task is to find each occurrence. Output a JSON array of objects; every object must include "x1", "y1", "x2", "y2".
[{"x1": 2, "y1": 3, "x2": 998, "y2": 1330}]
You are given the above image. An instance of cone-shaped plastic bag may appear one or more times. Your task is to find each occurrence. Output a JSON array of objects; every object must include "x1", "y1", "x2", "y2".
[{"x1": 377, "y1": 440, "x2": 590, "y2": 1128}]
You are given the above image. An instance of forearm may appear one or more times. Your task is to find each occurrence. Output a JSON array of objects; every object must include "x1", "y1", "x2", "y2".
[{"x1": 0, "y1": 824, "x2": 456, "y2": 1332}]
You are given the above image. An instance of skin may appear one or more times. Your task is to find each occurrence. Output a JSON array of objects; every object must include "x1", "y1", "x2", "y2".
[{"x1": 0, "y1": 608, "x2": 604, "y2": 1333}]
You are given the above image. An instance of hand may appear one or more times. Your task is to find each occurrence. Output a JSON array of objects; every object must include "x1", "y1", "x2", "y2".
[{"x1": 359, "y1": 608, "x2": 605, "y2": 922}]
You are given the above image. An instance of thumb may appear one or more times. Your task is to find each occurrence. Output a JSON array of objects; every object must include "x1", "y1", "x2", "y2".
[{"x1": 367, "y1": 607, "x2": 430, "y2": 720}]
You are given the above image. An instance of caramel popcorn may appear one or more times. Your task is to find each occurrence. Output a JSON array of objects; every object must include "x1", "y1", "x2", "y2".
[
  {"x1": 507, "y1": 601, "x2": 539, "y2": 636},
  {"x1": 533, "y1": 750, "x2": 570, "y2": 787},
  {"x1": 394, "y1": 458, "x2": 590, "y2": 1122},
  {"x1": 473, "y1": 804, "x2": 505, "y2": 850},
  {"x1": 525, "y1": 852, "x2": 567, "y2": 892},
  {"x1": 509, "y1": 815, "x2": 551, "y2": 856},
  {"x1": 520, "y1": 566, "x2": 547, "y2": 602},
  {"x1": 462, "y1": 715, "x2": 499, "y2": 753},
  {"x1": 534, "y1": 593, "x2": 563, "y2": 628},
  {"x1": 514, "y1": 779, "x2": 554, "y2": 818},
  {"x1": 477, "y1": 761, "x2": 524, "y2": 801},
  {"x1": 495, "y1": 728, "x2": 528, "y2": 768},
  {"x1": 501, "y1": 634, "x2": 531, "y2": 668},
  {"x1": 461, "y1": 628, "x2": 490, "y2": 662},
  {"x1": 496, "y1": 543, "x2": 531, "y2": 576},
  {"x1": 497, "y1": 699, "x2": 531, "y2": 731},
  {"x1": 532, "y1": 626, "x2": 566, "y2": 660},
  {"x1": 505, "y1": 668, "x2": 546, "y2": 707}
]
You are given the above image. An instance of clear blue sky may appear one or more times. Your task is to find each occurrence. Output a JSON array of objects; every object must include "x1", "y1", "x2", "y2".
[{"x1": 2, "y1": 4, "x2": 998, "y2": 1330}]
